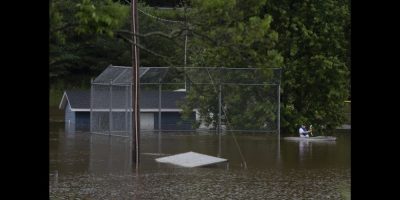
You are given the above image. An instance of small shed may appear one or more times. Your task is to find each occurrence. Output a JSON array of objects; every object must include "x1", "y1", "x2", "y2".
[
  {"x1": 59, "y1": 90, "x2": 197, "y2": 132},
  {"x1": 59, "y1": 90, "x2": 90, "y2": 131}
]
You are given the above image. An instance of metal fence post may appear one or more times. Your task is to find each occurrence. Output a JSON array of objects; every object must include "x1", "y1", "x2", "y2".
[
  {"x1": 218, "y1": 83, "x2": 222, "y2": 157},
  {"x1": 90, "y1": 78, "x2": 93, "y2": 133},
  {"x1": 158, "y1": 83, "x2": 162, "y2": 131},
  {"x1": 109, "y1": 80, "x2": 113, "y2": 135},
  {"x1": 277, "y1": 84, "x2": 281, "y2": 137},
  {"x1": 125, "y1": 85, "x2": 129, "y2": 134},
  {"x1": 129, "y1": 84, "x2": 132, "y2": 137}
]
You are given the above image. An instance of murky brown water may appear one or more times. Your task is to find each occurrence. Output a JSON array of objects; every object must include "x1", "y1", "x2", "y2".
[{"x1": 49, "y1": 122, "x2": 350, "y2": 199}]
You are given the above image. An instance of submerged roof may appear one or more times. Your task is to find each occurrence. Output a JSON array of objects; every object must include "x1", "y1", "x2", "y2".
[
  {"x1": 59, "y1": 90, "x2": 189, "y2": 111},
  {"x1": 155, "y1": 151, "x2": 228, "y2": 167}
]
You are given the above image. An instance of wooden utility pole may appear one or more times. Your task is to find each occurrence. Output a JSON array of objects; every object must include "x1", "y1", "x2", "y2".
[{"x1": 131, "y1": 0, "x2": 140, "y2": 167}]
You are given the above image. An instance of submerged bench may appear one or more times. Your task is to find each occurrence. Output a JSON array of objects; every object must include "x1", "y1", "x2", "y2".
[{"x1": 155, "y1": 151, "x2": 228, "y2": 168}]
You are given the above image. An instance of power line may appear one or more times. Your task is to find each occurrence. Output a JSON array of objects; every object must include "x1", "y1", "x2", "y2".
[
  {"x1": 205, "y1": 68, "x2": 248, "y2": 169},
  {"x1": 138, "y1": 8, "x2": 185, "y2": 24},
  {"x1": 123, "y1": 0, "x2": 185, "y2": 24}
]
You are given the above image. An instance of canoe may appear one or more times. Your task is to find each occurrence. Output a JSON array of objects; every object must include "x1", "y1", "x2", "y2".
[{"x1": 283, "y1": 136, "x2": 336, "y2": 141}]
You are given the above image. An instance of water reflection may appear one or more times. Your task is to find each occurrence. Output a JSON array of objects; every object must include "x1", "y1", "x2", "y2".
[
  {"x1": 282, "y1": 139, "x2": 339, "y2": 169},
  {"x1": 298, "y1": 140, "x2": 311, "y2": 162},
  {"x1": 89, "y1": 134, "x2": 132, "y2": 174},
  {"x1": 65, "y1": 122, "x2": 75, "y2": 134},
  {"x1": 54, "y1": 122, "x2": 348, "y2": 172},
  {"x1": 50, "y1": 122, "x2": 350, "y2": 199}
]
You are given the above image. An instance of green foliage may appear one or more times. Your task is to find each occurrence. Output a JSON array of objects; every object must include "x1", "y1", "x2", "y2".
[
  {"x1": 178, "y1": 0, "x2": 283, "y2": 129},
  {"x1": 50, "y1": 1, "x2": 189, "y2": 105},
  {"x1": 50, "y1": 0, "x2": 130, "y2": 83},
  {"x1": 266, "y1": 0, "x2": 350, "y2": 134},
  {"x1": 135, "y1": 4, "x2": 188, "y2": 67},
  {"x1": 74, "y1": 0, "x2": 129, "y2": 36},
  {"x1": 188, "y1": 0, "x2": 283, "y2": 68},
  {"x1": 180, "y1": 0, "x2": 350, "y2": 133},
  {"x1": 50, "y1": 0, "x2": 350, "y2": 134},
  {"x1": 50, "y1": 0, "x2": 187, "y2": 84}
]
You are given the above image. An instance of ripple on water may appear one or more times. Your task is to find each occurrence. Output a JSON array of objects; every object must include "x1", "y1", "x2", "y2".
[{"x1": 50, "y1": 168, "x2": 350, "y2": 199}]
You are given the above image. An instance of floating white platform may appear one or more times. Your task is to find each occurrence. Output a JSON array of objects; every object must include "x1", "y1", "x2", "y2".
[
  {"x1": 283, "y1": 136, "x2": 337, "y2": 141},
  {"x1": 155, "y1": 151, "x2": 228, "y2": 168}
]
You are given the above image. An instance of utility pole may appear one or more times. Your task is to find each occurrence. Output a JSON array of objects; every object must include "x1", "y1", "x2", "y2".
[{"x1": 131, "y1": 0, "x2": 140, "y2": 167}]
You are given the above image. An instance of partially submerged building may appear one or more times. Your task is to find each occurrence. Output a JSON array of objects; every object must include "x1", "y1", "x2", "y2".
[
  {"x1": 59, "y1": 65, "x2": 282, "y2": 136},
  {"x1": 59, "y1": 65, "x2": 198, "y2": 135},
  {"x1": 59, "y1": 90, "x2": 195, "y2": 132}
]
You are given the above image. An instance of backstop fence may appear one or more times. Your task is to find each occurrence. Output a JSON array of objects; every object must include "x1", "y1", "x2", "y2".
[{"x1": 90, "y1": 66, "x2": 281, "y2": 137}]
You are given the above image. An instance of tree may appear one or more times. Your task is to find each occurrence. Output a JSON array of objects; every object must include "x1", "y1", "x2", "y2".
[
  {"x1": 266, "y1": 0, "x2": 350, "y2": 134},
  {"x1": 50, "y1": 0, "x2": 351, "y2": 134},
  {"x1": 50, "y1": 0, "x2": 130, "y2": 84},
  {"x1": 180, "y1": 0, "x2": 283, "y2": 130},
  {"x1": 180, "y1": 0, "x2": 350, "y2": 134}
]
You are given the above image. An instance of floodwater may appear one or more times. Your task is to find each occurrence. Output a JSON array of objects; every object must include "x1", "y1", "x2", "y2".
[{"x1": 49, "y1": 122, "x2": 350, "y2": 199}]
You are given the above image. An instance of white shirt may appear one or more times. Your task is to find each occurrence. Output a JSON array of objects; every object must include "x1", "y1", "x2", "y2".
[{"x1": 299, "y1": 127, "x2": 308, "y2": 134}]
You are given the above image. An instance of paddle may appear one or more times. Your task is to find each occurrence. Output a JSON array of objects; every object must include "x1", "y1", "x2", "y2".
[{"x1": 309, "y1": 125, "x2": 313, "y2": 136}]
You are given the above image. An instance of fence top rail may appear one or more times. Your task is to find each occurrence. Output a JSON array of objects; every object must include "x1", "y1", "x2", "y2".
[
  {"x1": 140, "y1": 66, "x2": 282, "y2": 70},
  {"x1": 92, "y1": 82, "x2": 279, "y2": 86},
  {"x1": 91, "y1": 66, "x2": 282, "y2": 84}
]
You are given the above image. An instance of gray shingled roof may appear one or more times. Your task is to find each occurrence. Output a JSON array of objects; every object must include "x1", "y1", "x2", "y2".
[
  {"x1": 93, "y1": 66, "x2": 152, "y2": 84},
  {"x1": 62, "y1": 90, "x2": 188, "y2": 110},
  {"x1": 65, "y1": 90, "x2": 90, "y2": 109},
  {"x1": 140, "y1": 91, "x2": 186, "y2": 109}
]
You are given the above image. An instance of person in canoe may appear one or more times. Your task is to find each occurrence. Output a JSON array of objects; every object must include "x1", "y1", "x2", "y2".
[{"x1": 299, "y1": 124, "x2": 312, "y2": 138}]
